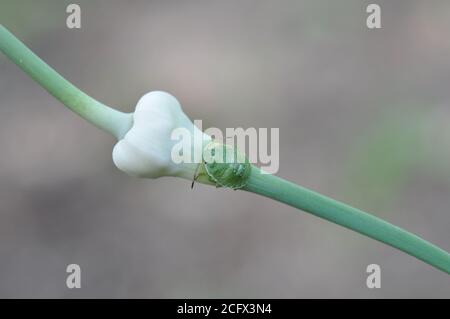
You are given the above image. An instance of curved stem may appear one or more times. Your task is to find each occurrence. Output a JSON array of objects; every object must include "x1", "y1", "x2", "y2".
[
  {"x1": 243, "y1": 167, "x2": 450, "y2": 274},
  {"x1": 0, "y1": 24, "x2": 132, "y2": 139}
]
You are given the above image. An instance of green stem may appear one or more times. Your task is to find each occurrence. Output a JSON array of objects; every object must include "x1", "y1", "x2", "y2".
[
  {"x1": 0, "y1": 24, "x2": 132, "y2": 139},
  {"x1": 243, "y1": 167, "x2": 450, "y2": 274}
]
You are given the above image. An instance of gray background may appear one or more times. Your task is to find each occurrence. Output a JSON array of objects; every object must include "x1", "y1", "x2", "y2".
[{"x1": 0, "y1": 0, "x2": 449, "y2": 297}]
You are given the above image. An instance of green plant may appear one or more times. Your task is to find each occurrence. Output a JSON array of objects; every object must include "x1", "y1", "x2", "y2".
[{"x1": 1, "y1": 24, "x2": 449, "y2": 275}]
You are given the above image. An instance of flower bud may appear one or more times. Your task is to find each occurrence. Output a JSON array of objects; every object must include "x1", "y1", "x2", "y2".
[{"x1": 112, "y1": 91, "x2": 210, "y2": 180}]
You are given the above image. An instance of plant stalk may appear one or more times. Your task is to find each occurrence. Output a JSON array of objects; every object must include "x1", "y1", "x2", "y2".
[
  {"x1": 243, "y1": 167, "x2": 450, "y2": 274},
  {"x1": 0, "y1": 24, "x2": 132, "y2": 139}
]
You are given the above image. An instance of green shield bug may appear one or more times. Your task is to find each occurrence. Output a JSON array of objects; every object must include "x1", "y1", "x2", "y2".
[{"x1": 202, "y1": 141, "x2": 252, "y2": 190}]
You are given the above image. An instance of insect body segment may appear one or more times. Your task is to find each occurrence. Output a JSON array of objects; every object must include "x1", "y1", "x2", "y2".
[{"x1": 202, "y1": 141, "x2": 251, "y2": 190}]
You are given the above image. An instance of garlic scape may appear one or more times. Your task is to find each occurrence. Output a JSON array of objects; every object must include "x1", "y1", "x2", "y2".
[
  {"x1": 1, "y1": 24, "x2": 449, "y2": 275},
  {"x1": 112, "y1": 91, "x2": 253, "y2": 189}
]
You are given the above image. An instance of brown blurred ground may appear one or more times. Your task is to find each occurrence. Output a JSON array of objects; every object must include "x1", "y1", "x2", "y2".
[{"x1": 0, "y1": 0, "x2": 449, "y2": 297}]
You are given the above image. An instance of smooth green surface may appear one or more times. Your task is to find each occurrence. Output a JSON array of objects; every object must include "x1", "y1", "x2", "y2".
[
  {"x1": 244, "y1": 167, "x2": 450, "y2": 274},
  {"x1": 0, "y1": 24, "x2": 133, "y2": 139}
]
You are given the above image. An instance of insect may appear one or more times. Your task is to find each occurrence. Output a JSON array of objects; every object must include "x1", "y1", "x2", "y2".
[{"x1": 200, "y1": 141, "x2": 252, "y2": 190}]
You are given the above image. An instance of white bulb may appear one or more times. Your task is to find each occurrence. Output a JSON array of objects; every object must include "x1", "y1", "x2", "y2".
[{"x1": 112, "y1": 91, "x2": 210, "y2": 180}]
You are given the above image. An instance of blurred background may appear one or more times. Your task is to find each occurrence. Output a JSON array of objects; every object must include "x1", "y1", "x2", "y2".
[{"x1": 0, "y1": 0, "x2": 449, "y2": 298}]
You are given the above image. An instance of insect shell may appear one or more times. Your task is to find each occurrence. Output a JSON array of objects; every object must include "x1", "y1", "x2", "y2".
[{"x1": 203, "y1": 141, "x2": 251, "y2": 190}]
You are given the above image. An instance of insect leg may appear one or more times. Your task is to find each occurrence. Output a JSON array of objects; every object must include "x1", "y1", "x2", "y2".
[{"x1": 191, "y1": 163, "x2": 202, "y2": 189}]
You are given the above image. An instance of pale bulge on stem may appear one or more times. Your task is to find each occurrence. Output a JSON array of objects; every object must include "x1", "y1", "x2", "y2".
[{"x1": 112, "y1": 91, "x2": 211, "y2": 180}]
